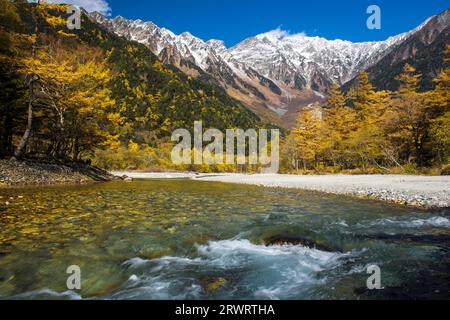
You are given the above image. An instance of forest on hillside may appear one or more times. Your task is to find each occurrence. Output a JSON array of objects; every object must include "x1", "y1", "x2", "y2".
[
  {"x1": 0, "y1": 1, "x2": 263, "y2": 171},
  {"x1": 0, "y1": 1, "x2": 449, "y2": 174}
]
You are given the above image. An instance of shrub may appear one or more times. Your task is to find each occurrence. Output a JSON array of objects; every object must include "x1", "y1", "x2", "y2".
[{"x1": 441, "y1": 164, "x2": 450, "y2": 176}]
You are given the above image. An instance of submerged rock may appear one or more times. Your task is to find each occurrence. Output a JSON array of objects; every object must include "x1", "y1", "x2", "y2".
[
  {"x1": 262, "y1": 235, "x2": 340, "y2": 252},
  {"x1": 122, "y1": 175, "x2": 133, "y2": 182},
  {"x1": 200, "y1": 277, "x2": 228, "y2": 292}
]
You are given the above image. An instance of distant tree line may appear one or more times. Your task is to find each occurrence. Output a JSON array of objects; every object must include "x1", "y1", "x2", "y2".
[{"x1": 282, "y1": 55, "x2": 450, "y2": 174}]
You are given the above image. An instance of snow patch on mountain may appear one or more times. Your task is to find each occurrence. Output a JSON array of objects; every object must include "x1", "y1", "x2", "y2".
[{"x1": 88, "y1": 10, "x2": 442, "y2": 127}]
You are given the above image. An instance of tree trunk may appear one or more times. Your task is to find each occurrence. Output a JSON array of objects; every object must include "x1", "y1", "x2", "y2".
[
  {"x1": 12, "y1": 90, "x2": 33, "y2": 160},
  {"x1": 0, "y1": 108, "x2": 13, "y2": 158},
  {"x1": 73, "y1": 139, "x2": 79, "y2": 161},
  {"x1": 11, "y1": 2, "x2": 40, "y2": 161}
]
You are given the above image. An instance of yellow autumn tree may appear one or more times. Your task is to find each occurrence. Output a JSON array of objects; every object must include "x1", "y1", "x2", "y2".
[
  {"x1": 16, "y1": 37, "x2": 115, "y2": 160},
  {"x1": 323, "y1": 84, "x2": 357, "y2": 168},
  {"x1": 388, "y1": 64, "x2": 430, "y2": 166},
  {"x1": 351, "y1": 72, "x2": 377, "y2": 119},
  {"x1": 291, "y1": 108, "x2": 325, "y2": 170},
  {"x1": 349, "y1": 90, "x2": 392, "y2": 170},
  {"x1": 429, "y1": 46, "x2": 450, "y2": 165}
]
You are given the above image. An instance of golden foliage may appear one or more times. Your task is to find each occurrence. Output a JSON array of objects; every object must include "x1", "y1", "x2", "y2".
[{"x1": 283, "y1": 57, "x2": 450, "y2": 173}]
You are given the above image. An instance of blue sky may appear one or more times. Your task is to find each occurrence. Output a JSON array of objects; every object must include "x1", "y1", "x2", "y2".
[{"x1": 56, "y1": 0, "x2": 450, "y2": 47}]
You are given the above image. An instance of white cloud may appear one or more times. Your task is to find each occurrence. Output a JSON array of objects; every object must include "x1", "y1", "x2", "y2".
[
  {"x1": 257, "y1": 27, "x2": 307, "y2": 41},
  {"x1": 44, "y1": 0, "x2": 112, "y2": 15}
]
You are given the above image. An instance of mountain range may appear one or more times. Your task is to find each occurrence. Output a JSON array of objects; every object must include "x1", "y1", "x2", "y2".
[{"x1": 90, "y1": 8, "x2": 449, "y2": 128}]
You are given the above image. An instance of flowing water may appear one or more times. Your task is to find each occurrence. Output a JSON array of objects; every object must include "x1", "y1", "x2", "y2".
[{"x1": 0, "y1": 179, "x2": 449, "y2": 300}]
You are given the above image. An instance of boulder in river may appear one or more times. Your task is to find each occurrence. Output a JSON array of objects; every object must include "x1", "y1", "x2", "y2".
[
  {"x1": 263, "y1": 235, "x2": 340, "y2": 252},
  {"x1": 200, "y1": 277, "x2": 228, "y2": 292}
]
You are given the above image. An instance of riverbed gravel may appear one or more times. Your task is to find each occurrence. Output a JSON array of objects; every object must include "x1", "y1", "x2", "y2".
[{"x1": 193, "y1": 174, "x2": 450, "y2": 209}]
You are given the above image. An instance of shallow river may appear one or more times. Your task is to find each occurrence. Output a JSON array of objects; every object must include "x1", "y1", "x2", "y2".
[{"x1": 0, "y1": 179, "x2": 449, "y2": 300}]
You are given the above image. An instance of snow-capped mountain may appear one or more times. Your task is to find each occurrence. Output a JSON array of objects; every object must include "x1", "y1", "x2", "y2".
[
  {"x1": 90, "y1": 10, "x2": 446, "y2": 127},
  {"x1": 227, "y1": 28, "x2": 421, "y2": 90},
  {"x1": 345, "y1": 8, "x2": 450, "y2": 92}
]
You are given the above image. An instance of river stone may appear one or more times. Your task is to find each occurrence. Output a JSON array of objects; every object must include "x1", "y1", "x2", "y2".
[
  {"x1": 122, "y1": 175, "x2": 133, "y2": 182},
  {"x1": 200, "y1": 277, "x2": 227, "y2": 292},
  {"x1": 80, "y1": 266, "x2": 127, "y2": 297},
  {"x1": 263, "y1": 235, "x2": 339, "y2": 252}
]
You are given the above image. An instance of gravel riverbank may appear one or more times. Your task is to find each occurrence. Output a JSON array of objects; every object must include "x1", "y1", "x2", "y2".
[
  {"x1": 193, "y1": 174, "x2": 450, "y2": 209},
  {"x1": 3, "y1": 165, "x2": 450, "y2": 209},
  {"x1": 0, "y1": 159, "x2": 115, "y2": 187}
]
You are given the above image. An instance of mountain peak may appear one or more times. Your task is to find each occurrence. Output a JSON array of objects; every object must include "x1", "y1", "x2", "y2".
[
  {"x1": 113, "y1": 15, "x2": 126, "y2": 22},
  {"x1": 90, "y1": 9, "x2": 449, "y2": 127},
  {"x1": 256, "y1": 28, "x2": 290, "y2": 41},
  {"x1": 180, "y1": 31, "x2": 194, "y2": 38},
  {"x1": 91, "y1": 10, "x2": 444, "y2": 90},
  {"x1": 206, "y1": 39, "x2": 226, "y2": 52},
  {"x1": 255, "y1": 28, "x2": 308, "y2": 42}
]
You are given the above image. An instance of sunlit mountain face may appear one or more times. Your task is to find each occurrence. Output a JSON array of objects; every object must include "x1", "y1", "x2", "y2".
[{"x1": 91, "y1": 9, "x2": 449, "y2": 127}]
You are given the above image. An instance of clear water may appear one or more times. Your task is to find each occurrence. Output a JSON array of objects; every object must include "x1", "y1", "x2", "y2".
[{"x1": 0, "y1": 179, "x2": 449, "y2": 300}]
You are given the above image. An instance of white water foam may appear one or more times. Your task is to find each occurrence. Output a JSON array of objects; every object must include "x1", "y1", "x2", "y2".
[
  {"x1": 368, "y1": 216, "x2": 450, "y2": 229},
  {"x1": 116, "y1": 239, "x2": 347, "y2": 299},
  {"x1": 9, "y1": 289, "x2": 82, "y2": 300}
]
